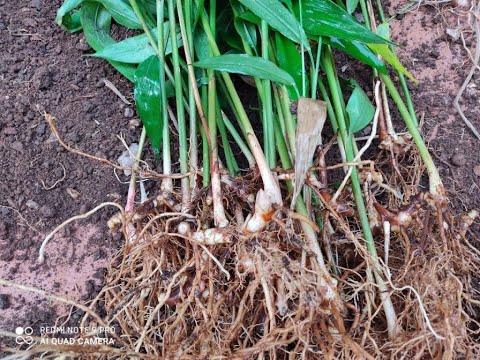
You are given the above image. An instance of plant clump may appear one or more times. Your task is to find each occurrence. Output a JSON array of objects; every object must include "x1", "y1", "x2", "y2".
[{"x1": 3, "y1": 0, "x2": 479, "y2": 358}]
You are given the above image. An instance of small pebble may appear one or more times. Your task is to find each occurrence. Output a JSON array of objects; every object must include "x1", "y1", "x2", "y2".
[
  {"x1": 474, "y1": 165, "x2": 480, "y2": 177},
  {"x1": 26, "y1": 200, "x2": 40, "y2": 210},
  {"x1": 129, "y1": 118, "x2": 141, "y2": 129},
  {"x1": 75, "y1": 39, "x2": 90, "y2": 51},
  {"x1": 0, "y1": 294, "x2": 10, "y2": 310},
  {"x1": 3, "y1": 127, "x2": 17, "y2": 135},
  {"x1": 66, "y1": 187, "x2": 81, "y2": 200},
  {"x1": 451, "y1": 153, "x2": 467, "y2": 167},
  {"x1": 124, "y1": 107, "x2": 134, "y2": 118}
]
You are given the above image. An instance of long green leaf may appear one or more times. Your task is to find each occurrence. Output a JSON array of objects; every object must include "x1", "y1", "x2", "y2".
[
  {"x1": 275, "y1": 33, "x2": 306, "y2": 100},
  {"x1": 231, "y1": 1, "x2": 258, "y2": 55},
  {"x1": 56, "y1": 0, "x2": 84, "y2": 31},
  {"x1": 324, "y1": 37, "x2": 387, "y2": 74},
  {"x1": 194, "y1": 54, "x2": 297, "y2": 87},
  {"x1": 80, "y1": 2, "x2": 136, "y2": 81},
  {"x1": 90, "y1": 25, "x2": 179, "y2": 64},
  {"x1": 299, "y1": 0, "x2": 390, "y2": 44},
  {"x1": 346, "y1": 0, "x2": 360, "y2": 14},
  {"x1": 134, "y1": 55, "x2": 164, "y2": 159},
  {"x1": 346, "y1": 85, "x2": 375, "y2": 134},
  {"x1": 93, "y1": 0, "x2": 142, "y2": 29},
  {"x1": 367, "y1": 23, "x2": 417, "y2": 83},
  {"x1": 238, "y1": 0, "x2": 310, "y2": 50}
]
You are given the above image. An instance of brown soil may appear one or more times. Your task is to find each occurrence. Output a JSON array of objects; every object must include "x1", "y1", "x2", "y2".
[
  {"x1": 0, "y1": 0, "x2": 146, "y2": 341},
  {"x1": 0, "y1": 0, "x2": 478, "y2": 353}
]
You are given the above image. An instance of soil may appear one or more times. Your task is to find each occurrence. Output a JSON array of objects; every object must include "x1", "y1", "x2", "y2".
[
  {"x1": 0, "y1": 0, "x2": 479, "y2": 352},
  {"x1": 0, "y1": 0, "x2": 148, "y2": 343}
]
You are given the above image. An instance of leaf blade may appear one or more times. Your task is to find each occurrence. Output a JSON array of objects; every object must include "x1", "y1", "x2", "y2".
[
  {"x1": 346, "y1": 85, "x2": 375, "y2": 134},
  {"x1": 238, "y1": 0, "x2": 310, "y2": 49},
  {"x1": 80, "y1": 2, "x2": 136, "y2": 81},
  {"x1": 300, "y1": 0, "x2": 390, "y2": 44},
  {"x1": 134, "y1": 55, "x2": 164, "y2": 159},
  {"x1": 194, "y1": 54, "x2": 297, "y2": 87}
]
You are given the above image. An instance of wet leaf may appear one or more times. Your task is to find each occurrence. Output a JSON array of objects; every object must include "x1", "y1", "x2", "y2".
[
  {"x1": 238, "y1": 0, "x2": 310, "y2": 50},
  {"x1": 293, "y1": 98, "x2": 327, "y2": 207},
  {"x1": 299, "y1": 0, "x2": 390, "y2": 44},
  {"x1": 134, "y1": 55, "x2": 164, "y2": 160},
  {"x1": 194, "y1": 54, "x2": 297, "y2": 87},
  {"x1": 56, "y1": 0, "x2": 84, "y2": 32},
  {"x1": 346, "y1": 85, "x2": 375, "y2": 134},
  {"x1": 275, "y1": 33, "x2": 306, "y2": 100},
  {"x1": 80, "y1": 2, "x2": 136, "y2": 81}
]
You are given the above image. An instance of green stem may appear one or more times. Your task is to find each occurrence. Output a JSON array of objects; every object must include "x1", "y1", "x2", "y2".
[
  {"x1": 220, "y1": 111, "x2": 255, "y2": 168},
  {"x1": 168, "y1": 0, "x2": 189, "y2": 204},
  {"x1": 380, "y1": 74, "x2": 443, "y2": 195},
  {"x1": 322, "y1": 46, "x2": 377, "y2": 256},
  {"x1": 261, "y1": 20, "x2": 275, "y2": 168},
  {"x1": 157, "y1": 0, "x2": 172, "y2": 191}
]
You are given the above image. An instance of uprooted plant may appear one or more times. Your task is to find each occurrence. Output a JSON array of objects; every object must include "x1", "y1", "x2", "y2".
[{"x1": 2, "y1": 0, "x2": 480, "y2": 358}]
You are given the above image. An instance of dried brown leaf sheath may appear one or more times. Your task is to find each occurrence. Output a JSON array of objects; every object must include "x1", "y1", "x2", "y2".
[{"x1": 292, "y1": 98, "x2": 327, "y2": 207}]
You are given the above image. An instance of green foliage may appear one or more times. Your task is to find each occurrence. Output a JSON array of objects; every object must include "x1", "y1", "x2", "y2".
[
  {"x1": 323, "y1": 37, "x2": 387, "y2": 74},
  {"x1": 56, "y1": 0, "x2": 84, "y2": 32},
  {"x1": 238, "y1": 0, "x2": 310, "y2": 50},
  {"x1": 298, "y1": 0, "x2": 390, "y2": 44},
  {"x1": 194, "y1": 54, "x2": 297, "y2": 88},
  {"x1": 134, "y1": 55, "x2": 164, "y2": 160},
  {"x1": 346, "y1": 85, "x2": 375, "y2": 134},
  {"x1": 80, "y1": 2, "x2": 136, "y2": 81},
  {"x1": 275, "y1": 33, "x2": 306, "y2": 100}
]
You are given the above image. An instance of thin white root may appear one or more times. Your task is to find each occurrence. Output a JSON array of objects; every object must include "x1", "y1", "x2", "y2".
[
  {"x1": 383, "y1": 221, "x2": 391, "y2": 266},
  {"x1": 199, "y1": 244, "x2": 230, "y2": 280},
  {"x1": 38, "y1": 202, "x2": 124, "y2": 264}
]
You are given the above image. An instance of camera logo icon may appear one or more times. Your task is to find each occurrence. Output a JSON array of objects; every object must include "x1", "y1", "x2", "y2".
[{"x1": 15, "y1": 326, "x2": 34, "y2": 345}]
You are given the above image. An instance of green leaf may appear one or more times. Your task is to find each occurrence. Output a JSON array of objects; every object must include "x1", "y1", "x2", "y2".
[
  {"x1": 56, "y1": 0, "x2": 84, "y2": 32},
  {"x1": 238, "y1": 0, "x2": 310, "y2": 50},
  {"x1": 90, "y1": 24, "x2": 180, "y2": 64},
  {"x1": 134, "y1": 55, "x2": 164, "y2": 159},
  {"x1": 275, "y1": 33, "x2": 306, "y2": 100},
  {"x1": 80, "y1": 2, "x2": 136, "y2": 81},
  {"x1": 346, "y1": 85, "x2": 375, "y2": 134},
  {"x1": 91, "y1": 34, "x2": 155, "y2": 63},
  {"x1": 93, "y1": 0, "x2": 142, "y2": 29},
  {"x1": 367, "y1": 22, "x2": 417, "y2": 83},
  {"x1": 324, "y1": 37, "x2": 387, "y2": 74},
  {"x1": 194, "y1": 54, "x2": 297, "y2": 87},
  {"x1": 346, "y1": 0, "x2": 360, "y2": 14},
  {"x1": 299, "y1": 0, "x2": 390, "y2": 44},
  {"x1": 231, "y1": 1, "x2": 258, "y2": 54},
  {"x1": 368, "y1": 44, "x2": 416, "y2": 83}
]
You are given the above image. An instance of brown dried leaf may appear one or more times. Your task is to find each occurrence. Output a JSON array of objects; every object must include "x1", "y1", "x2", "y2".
[{"x1": 292, "y1": 98, "x2": 327, "y2": 207}]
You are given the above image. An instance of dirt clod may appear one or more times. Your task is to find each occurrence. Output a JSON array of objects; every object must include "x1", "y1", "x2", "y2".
[
  {"x1": 10, "y1": 141, "x2": 24, "y2": 152},
  {"x1": 451, "y1": 152, "x2": 467, "y2": 167},
  {"x1": 124, "y1": 107, "x2": 134, "y2": 118},
  {"x1": 40, "y1": 205, "x2": 56, "y2": 218},
  {"x1": 0, "y1": 294, "x2": 10, "y2": 310},
  {"x1": 2, "y1": 127, "x2": 17, "y2": 135},
  {"x1": 474, "y1": 165, "x2": 480, "y2": 177}
]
